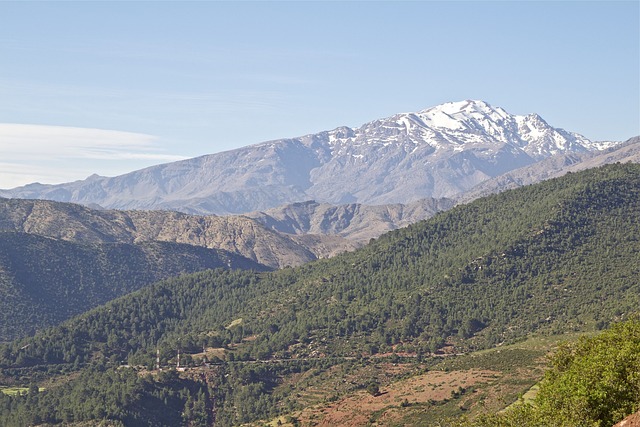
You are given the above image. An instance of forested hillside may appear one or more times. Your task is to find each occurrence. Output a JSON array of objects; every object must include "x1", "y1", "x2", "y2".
[
  {"x1": 0, "y1": 234, "x2": 268, "y2": 342},
  {"x1": 0, "y1": 164, "x2": 638, "y2": 426}
]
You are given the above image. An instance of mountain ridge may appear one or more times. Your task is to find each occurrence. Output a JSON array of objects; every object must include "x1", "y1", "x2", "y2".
[
  {"x1": 457, "y1": 135, "x2": 640, "y2": 204},
  {"x1": 0, "y1": 232, "x2": 268, "y2": 342},
  {"x1": 0, "y1": 100, "x2": 620, "y2": 215},
  {"x1": 0, "y1": 197, "x2": 357, "y2": 269},
  {"x1": 2, "y1": 136, "x2": 636, "y2": 268}
]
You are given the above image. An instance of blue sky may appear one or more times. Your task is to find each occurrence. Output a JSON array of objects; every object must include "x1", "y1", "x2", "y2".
[{"x1": 0, "y1": 1, "x2": 638, "y2": 188}]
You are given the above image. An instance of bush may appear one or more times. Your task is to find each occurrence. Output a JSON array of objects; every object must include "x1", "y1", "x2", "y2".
[
  {"x1": 461, "y1": 319, "x2": 640, "y2": 427},
  {"x1": 366, "y1": 381, "x2": 380, "y2": 396}
]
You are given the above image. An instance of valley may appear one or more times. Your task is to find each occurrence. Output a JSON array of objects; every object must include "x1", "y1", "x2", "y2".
[{"x1": 2, "y1": 0, "x2": 636, "y2": 422}]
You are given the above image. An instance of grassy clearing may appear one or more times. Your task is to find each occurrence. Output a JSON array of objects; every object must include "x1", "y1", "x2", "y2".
[
  {"x1": 225, "y1": 318, "x2": 243, "y2": 329},
  {"x1": 265, "y1": 415, "x2": 291, "y2": 427},
  {"x1": 0, "y1": 386, "x2": 28, "y2": 395},
  {"x1": 0, "y1": 386, "x2": 41, "y2": 395},
  {"x1": 498, "y1": 381, "x2": 540, "y2": 414},
  {"x1": 521, "y1": 383, "x2": 539, "y2": 404}
]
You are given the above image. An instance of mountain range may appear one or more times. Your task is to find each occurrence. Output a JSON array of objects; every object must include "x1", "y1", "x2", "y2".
[
  {"x1": 0, "y1": 100, "x2": 622, "y2": 215},
  {"x1": 0, "y1": 197, "x2": 348, "y2": 270},
  {"x1": 0, "y1": 101, "x2": 637, "y2": 347}
]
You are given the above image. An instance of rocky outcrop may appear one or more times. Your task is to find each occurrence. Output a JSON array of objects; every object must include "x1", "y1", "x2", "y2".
[{"x1": 614, "y1": 411, "x2": 640, "y2": 427}]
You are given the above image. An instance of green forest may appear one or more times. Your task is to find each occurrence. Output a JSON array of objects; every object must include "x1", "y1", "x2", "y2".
[
  {"x1": 0, "y1": 233, "x2": 268, "y2": 342},
  {"x1": 0, "y1": 163, "x2": 638, "y2": 426}
]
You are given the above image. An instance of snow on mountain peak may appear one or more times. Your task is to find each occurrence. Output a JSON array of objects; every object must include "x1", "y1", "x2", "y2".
[
  {"x1": 415, "y1": 100, "x2": 511, "y2": 132},
  {"x1": 319, "y1": 100, "x2": 616, "y2": 160},
  {"x1": 423, "y1": 99, "x2": 505, "y2": 116},
  {"x1": 0, "y1": 98, "x2": 625, "y2": 216}
]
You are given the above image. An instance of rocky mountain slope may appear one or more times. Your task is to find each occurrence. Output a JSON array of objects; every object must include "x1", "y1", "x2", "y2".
[
  {"x1": 246, "y1": 197, "x2": 454, "y2": 244},
  {"x1": 0, "y1": 198, "x2": 357, "y2": 269},
  {"x1": 457, "y1": 135, "x2": 639, "y2": 204},
  {"x1": 0, "y1": 100, "x2": 619, "y2": 215}
]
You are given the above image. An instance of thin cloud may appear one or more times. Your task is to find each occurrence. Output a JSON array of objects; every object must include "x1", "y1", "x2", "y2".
[
  {"x1": 0, "y1": 161, "x2": 85, "y2": 188},
  {"x1": 0, "y1": 124, "x2": 187, "y2": 188}
]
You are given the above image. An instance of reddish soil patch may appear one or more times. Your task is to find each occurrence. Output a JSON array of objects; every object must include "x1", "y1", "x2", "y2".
[
  {"x1": 615, "y1": 411, "x2": 640, "y2": 427},
  {"x1": 296, "y1": 369, "x2": 498, "y2": 427}
]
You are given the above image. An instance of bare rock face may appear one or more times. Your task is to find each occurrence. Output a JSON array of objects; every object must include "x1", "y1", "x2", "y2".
[
  {"x1": 246, "y1": 198, "x2": 454, "y2": 244},
  {"x1": 0, "y1": 198, "x2": 359, "y2": 269},
  {"x1": 0, "y1": 100, "x2": 620, "y2": 215}
]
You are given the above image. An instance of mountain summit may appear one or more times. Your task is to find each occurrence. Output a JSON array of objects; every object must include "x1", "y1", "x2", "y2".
[{"x1": 0, "y1": 100, "x2": 619, "y2": 214}]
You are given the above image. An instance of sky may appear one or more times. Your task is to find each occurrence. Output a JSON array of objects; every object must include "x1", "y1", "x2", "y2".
[{"x1": 0, "y1": 1, "x2": 638, "y2": 189}]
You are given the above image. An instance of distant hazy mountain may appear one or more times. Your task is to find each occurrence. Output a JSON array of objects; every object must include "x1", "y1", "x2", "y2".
[
  {"x1": 0, "y1": 100, "x2": 619, "y2": 215},
  {"x1": 246, "y1": 197, "x2": 454, "y2": 244},
  {"x1": 457, "y1": 136, "x2": 639, "y2": 204}
]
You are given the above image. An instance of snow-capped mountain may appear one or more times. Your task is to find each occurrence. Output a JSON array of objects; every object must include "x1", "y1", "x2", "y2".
[{"x1": 0, "y1": 100, "x2": 620, "y2": 214}]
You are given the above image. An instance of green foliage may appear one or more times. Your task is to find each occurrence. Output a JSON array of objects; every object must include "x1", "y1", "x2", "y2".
[
  {"x1": 0, "y1": 234, "x2": 268, "y2": 342},
  {"x1": 1, "y1": 163, "x2": 639, "y2": 426},
  {"x1": 366, "y1": 381, "x2": 380, "y2": 396},
  {"x1": 452, "y1": 404, "x2": 545, "y2": 427},
  {"x1": 535, "y1": 318, "x2": 640, "y2": 426},
  {"x1": 458, "y1": 319, "x2": 640, "y2": 427}
]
